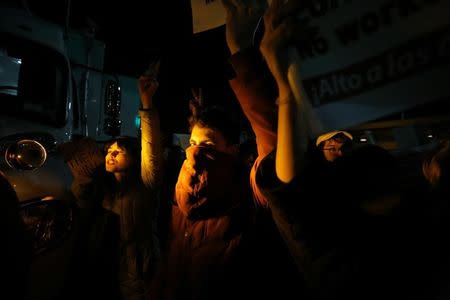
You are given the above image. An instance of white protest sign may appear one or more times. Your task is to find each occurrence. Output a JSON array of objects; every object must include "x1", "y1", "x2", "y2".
[
  {"x1": 294, "y1": 0, "x2": 450, "y2": 130},
  {"x1": 191, "y1": 0, "x2": 450, "y2": 130}
]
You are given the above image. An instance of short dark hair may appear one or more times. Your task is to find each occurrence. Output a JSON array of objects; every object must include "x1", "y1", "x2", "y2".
[{"x1": 188, "y1": 105, "x2": 240, "y2": 145}]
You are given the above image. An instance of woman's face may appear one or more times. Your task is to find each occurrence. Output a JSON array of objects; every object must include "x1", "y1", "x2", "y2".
[{"x1": 105, "y1": 142, "x2": 132, "y2": 173}]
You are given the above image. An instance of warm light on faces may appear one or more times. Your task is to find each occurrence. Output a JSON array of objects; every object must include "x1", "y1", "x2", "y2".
[
  {"x1": 189, "y1": 124, "x2": 237, "y2": 155},
  {"x1": 105, "y1": 142, "x2": 132, "y2": 173}
]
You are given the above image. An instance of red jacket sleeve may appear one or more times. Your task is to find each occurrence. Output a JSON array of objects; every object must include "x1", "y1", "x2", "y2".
[{"x1": 228, "y1": 48, "x2": 278, "y2": 206}]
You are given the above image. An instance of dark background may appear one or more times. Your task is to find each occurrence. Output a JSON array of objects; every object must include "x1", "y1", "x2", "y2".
[{"x1": 9, "y1": 0, "x2": 245, "y2": 136}]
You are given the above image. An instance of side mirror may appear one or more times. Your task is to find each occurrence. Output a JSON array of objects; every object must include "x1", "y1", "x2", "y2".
[
  {"x1": 103, "y1": 80, "x2": 121, "y2": 136},
  {"x1": 5, "y1": 139, "x2": 47, "y2": 170}
]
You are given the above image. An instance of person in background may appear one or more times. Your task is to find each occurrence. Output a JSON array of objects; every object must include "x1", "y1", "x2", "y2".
[
  {"x1": 0, "y1": 171, "x2": 32, "y2": 300},
  {"x1": 422, "y1": 139, "x2": 450, "y2": 193},
  {"x1": 315, "y1": 130, "x2": 353, "y2": 162},
  {"x1": 419, "y1": 139, "x2": 450, "y2": 299}
]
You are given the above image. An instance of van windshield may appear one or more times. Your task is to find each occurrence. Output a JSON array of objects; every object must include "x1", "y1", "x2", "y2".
[{"x1": 0, "y1": 34, "x2": 69, "y2": 127}]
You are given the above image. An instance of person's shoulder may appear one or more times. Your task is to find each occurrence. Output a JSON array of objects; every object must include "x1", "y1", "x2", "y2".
[{"x1": 0, "y1": 172, "x2": 18, "y2": 203}]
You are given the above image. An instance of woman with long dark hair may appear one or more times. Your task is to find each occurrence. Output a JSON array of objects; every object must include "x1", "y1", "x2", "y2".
[{"x1": 67, "y1": 66, "x2": 162, "y2": 300}]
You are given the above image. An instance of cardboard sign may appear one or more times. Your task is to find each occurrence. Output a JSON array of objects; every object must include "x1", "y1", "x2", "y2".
[
  {"x1": 191, "y1": 0, "x2": 450, "y2": 130},
  {"x1": 59, "y1": 138, "x2": 104, "y2": 178}
]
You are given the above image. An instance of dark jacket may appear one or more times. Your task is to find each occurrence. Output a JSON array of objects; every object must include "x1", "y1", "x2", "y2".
[
  {"x1": 68, "y1": 110, "x2": 161, "y2": 300},
  {"x1": 150, "y1": 168, "x2": 299, "y2": 300}
]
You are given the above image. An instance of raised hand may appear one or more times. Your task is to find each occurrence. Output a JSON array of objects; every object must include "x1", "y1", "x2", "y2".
[
  {"x1": 221, "y1": 0, "x2": 268, "y2": 55},
  {"x1": 138, "y1": 58, "x2": 161, "y2": 110},
  {"x1": 258, "y1": 0, "x2": 323, "y2": 183},
  {"x1": 259, "y1": 0, "x2": 301, "y2": 92}
]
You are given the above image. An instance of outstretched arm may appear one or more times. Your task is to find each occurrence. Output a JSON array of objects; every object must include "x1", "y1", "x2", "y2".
[
  {"x1": 223, "y1": 0, "x2": 277, "y2": 160},
  {"x1": 223, "y1": 0, "x2": 281, "y2": 206},
  {"x1": 259, "y1": 0, "x2": 319, "y2": 183},
  {"x1": 139, "y1": 60, "x2": 163, "y2": 190}
]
